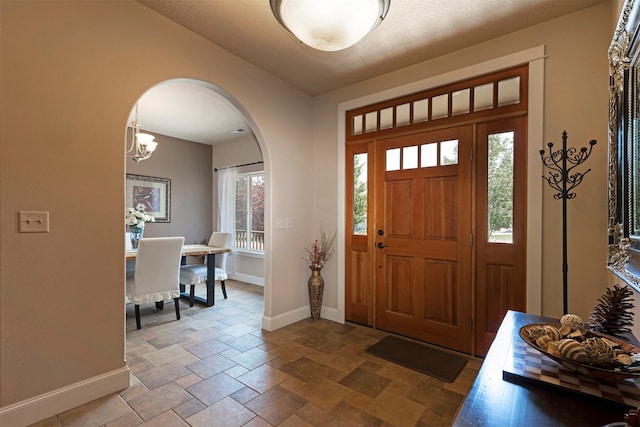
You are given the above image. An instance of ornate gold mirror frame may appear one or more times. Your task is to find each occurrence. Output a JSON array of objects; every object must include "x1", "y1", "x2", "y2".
[{"x1": 608, "y1": 0, "x2": 640, "y2": 290}]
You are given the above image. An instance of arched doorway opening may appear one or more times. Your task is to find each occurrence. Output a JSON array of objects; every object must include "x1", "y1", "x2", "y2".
[{"x1": 123, "y1": 78, "x2": 269, "y2": 335}]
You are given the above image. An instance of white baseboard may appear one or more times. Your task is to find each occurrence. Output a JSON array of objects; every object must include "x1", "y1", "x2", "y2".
[
  {"x1": 0, "y1": 366, "x2": 130, "y2": 427},
  {"x1": 261, "y1": 304, "x2": 342, "y2": 331},
  {"x1": 229, "y1": 273, "x2": 264, "y2": 287},
  {"x1": 319, "y1": 306, "x2": 341, "y2": 323}
]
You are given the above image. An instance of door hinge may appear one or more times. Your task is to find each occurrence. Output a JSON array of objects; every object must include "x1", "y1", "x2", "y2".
[
  {"x1": 470, "y1": 147, "x2": 474, "y2": 160},
  {"x1": 470, "y1": 233, "x2": 473, "y2": 247},
  {"x1": 470, "y1": 318, "x2": 474, "y2": 331}
]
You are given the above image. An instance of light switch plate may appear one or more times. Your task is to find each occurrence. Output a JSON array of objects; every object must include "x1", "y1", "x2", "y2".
[{"x1": 18, "y1": 211, "x2": 50, "y2": 233}]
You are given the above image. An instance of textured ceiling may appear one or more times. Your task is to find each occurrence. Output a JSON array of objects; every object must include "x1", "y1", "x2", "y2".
[
  {"x1": 132, "y1": 0, "x2": 606, "y2": 144},
  {"x1": 138, "y1": 0, "x2": 605, "y2": 96}
]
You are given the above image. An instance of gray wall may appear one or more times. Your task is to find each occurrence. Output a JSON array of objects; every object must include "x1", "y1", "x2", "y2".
[{"x1": 127, "y1": 131, "x2": 213, "y2": 245}]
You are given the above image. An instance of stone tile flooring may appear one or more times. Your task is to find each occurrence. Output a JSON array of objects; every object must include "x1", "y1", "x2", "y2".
[{"x1": 30, "y1": 280, "x2": 481, "y2": 426}]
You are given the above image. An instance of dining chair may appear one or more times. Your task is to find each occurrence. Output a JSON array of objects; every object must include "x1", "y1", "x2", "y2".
[
  {"x1": 126, "y1": 236, "x2": 185, "y2": 329},
  {"x1": 180, "y1": 232, "x2": 232, "y2": 307}
]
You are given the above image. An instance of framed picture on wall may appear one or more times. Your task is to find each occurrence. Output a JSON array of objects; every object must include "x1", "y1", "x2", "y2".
[{"x1": 126, "y1": 174, "x2": 171, "y2": 222}]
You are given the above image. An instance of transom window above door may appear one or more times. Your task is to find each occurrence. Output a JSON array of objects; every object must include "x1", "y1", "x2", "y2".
[{"x1": 346, "y1": 65, "x2": 527, "y2": 142}]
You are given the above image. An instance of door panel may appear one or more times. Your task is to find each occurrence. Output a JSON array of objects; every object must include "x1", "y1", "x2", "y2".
[
  {"x1": 484, "y1": 263, "x2": 515, "y2": 331},
  {"x1": 348, "y1": 247, "x2": 371, "y2": 320},
  {"x1": 424, "y1": 259, "x2": 457, "y2": 325},
  {"x1": 424, "y1": 177, "x2": 457, "y2": 240},
  {"x1": 374, "y1": 126, "x2": 472, "y2": 353},
  {"x1": 386, "y1": 180, "x2": 414, "y2": 237},
  {"x1": 385, "y1": 255, "x2": 414, "y2": 315}
]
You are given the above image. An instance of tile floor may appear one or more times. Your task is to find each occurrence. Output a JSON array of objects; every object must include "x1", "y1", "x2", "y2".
[{"x1": 30, "y1": 280, "x2": 482, "y2": 427}]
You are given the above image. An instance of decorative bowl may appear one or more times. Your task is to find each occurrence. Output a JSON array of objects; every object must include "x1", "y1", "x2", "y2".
[{"x1": 519, "y1": 323, "x2": 640, "y2": 380}]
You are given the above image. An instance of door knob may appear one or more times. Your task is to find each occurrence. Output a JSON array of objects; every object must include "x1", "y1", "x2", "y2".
[{"x1": 376, "y1": 242, "x2": 386, "y2": 249}]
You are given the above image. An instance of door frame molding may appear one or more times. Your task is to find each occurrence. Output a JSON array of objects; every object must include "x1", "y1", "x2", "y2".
[{"x1": 337, "y1": 45, "x2": 545, "y2": 323}]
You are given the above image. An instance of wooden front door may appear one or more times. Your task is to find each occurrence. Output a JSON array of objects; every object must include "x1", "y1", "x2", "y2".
[
  {"x1": 373, "y1": 126, "x2": 473, "y2": 353},
  {"x1": 345, "y1": 66, "x2": 529, "y2": 356}
]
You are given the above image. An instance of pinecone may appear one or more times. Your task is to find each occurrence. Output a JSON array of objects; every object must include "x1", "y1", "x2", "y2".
[{"x1": 589, "y1": 284, "x2": 635, "y2": 338}]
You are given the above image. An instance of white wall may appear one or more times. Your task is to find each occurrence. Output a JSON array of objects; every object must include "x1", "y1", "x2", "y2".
[{"x1": 1, "y1": 1, "x2": 313, "y2": 423}]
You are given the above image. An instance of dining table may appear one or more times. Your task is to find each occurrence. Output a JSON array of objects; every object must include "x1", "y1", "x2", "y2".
[{"x1": 126, "y1": 243, "x2": 230, "y2": 307}]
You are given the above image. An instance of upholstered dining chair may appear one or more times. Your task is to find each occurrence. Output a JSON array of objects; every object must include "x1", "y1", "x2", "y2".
[
  {"x1": 180, "y1": 232, "x2": 232, "y2": 307},
  {"x1": 126, "y1": 236, "x2": 185, "y2": 329}
]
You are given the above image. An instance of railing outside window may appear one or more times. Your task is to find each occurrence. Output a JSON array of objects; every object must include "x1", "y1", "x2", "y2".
[{"x1": 235, "y1": 230, "x2": 264, "y2": 251}]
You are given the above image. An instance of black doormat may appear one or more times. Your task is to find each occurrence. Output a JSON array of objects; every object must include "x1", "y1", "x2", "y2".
[{"x1": 365, "y1": 336, "x2": 467, "y2": 383}]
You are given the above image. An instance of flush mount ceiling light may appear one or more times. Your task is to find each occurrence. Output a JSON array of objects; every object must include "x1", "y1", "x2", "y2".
[
  {"x1": 125, "y1": 103, "x2": 157, "y2": 163},
  {"x1": 270, "y1": 0, "x2": 390, "y2": 52}
]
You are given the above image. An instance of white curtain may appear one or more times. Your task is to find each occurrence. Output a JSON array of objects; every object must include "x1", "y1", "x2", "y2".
[{"x1": 217, "y1": 167, "x2": 237, "y2": 274}]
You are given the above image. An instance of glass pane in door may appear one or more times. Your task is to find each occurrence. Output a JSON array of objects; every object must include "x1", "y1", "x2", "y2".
[
  {"x1": 403, "y1": 145, "x2": 418, "y2": 169},
  {"x1": 353, "y1": 153, "x2": 368, "y2": 235},
  {"x1": 440, "y1": 140, "x2": 458, "y2": 165},
  {"x1": 487, "y1": 131, "x2": 514, "y2": 243},
  {"x1": 421, "y1": 143, "x2": 437, "y2": 167},
  {"x1": 386, "y1": 148, "x2": 400, "y2": 171}
]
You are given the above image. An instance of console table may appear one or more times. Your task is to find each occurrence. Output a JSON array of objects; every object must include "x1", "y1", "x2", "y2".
[{"x1": 453, "y1": 310, "x2": 636, "y2": 426}]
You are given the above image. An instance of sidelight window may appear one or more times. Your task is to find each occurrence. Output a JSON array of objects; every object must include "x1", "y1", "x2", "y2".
[
  {"x1": 353, "y1": 153, "x2": 368, "y2": 235},
  {"x1": 487, "y1": 131, "x2": 514, "y2": 243}
]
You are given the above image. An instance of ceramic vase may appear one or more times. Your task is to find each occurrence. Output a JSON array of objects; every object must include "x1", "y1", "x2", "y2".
[{"x1": 308, "y1": 268, "x2": 324, "y2": 320}]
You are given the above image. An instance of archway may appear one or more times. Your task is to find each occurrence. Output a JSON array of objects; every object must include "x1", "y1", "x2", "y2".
[{"x1": 124, "y1": 78, "x2": 270, "y2": 332}]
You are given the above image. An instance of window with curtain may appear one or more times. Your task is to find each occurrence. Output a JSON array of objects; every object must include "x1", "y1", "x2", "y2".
[{"x1": 234, "y1": 172, "x2": 264, "y2": 252}]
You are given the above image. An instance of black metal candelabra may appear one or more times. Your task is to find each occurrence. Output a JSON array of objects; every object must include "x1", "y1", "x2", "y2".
[{"x1": 539, "y1": 131, "x2": 596, "y2": 315}]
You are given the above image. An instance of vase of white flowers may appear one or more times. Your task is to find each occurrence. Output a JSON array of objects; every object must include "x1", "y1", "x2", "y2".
[
  {"x1": 303, "y1": 228, "x2": 336, "y2": 320},
  {"x1": 125, "y1": 204, "x2": 155, "y2": 249}
]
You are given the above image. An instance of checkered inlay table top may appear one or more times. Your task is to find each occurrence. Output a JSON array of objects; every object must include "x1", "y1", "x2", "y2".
[{"x1": 503, "y1": 336, "x2": 640, "y2": 407}]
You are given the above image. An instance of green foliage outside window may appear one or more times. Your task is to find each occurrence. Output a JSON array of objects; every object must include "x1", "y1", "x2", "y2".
[
  {"x1": 353, "y1": 154, "x2": 367, "y2": 235},
  {"x1": 487, "y1": 132, "x2": 514, "y2": 242}
]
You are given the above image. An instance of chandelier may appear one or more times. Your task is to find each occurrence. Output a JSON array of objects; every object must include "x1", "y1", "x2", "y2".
[
  {"x1": 126, "y1": 103, "x2": 157, "y2": 163},
  {"x1": 270, "y1": 0, "x2": 390, "y2": 52}
]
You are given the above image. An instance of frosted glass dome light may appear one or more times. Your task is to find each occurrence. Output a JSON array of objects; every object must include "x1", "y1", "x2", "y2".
[{"x1": 270, "y1": 0, "x2": 390, "y2": 52}]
